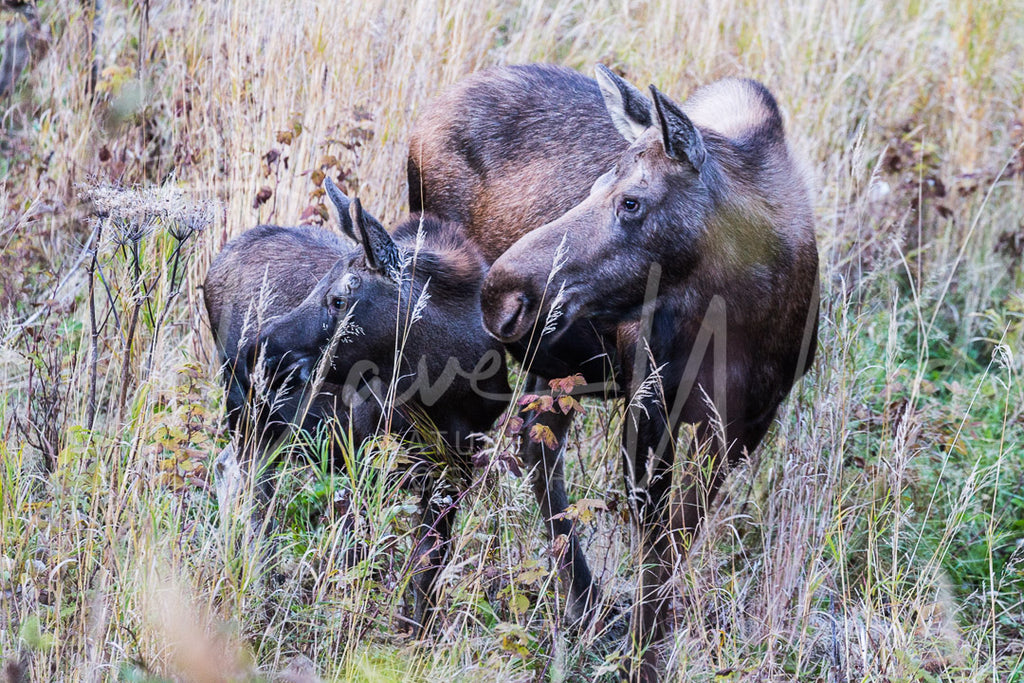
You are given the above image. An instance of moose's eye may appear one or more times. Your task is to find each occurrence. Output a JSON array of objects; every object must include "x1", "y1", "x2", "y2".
[
  {"x1": 618, "y1": 196, "x2": 641, "y2": 215},
  {"x1": 328, "y1": 295, "x2": 347, "y2": 312}
]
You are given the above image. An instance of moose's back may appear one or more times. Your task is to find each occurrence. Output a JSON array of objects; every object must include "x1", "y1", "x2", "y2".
[
  {"x1": 408, "y1": 64, "x2": 627, "y2": 264},
  {"x1": 204, "y1": 225, "x2": 349, "y2": 369}
]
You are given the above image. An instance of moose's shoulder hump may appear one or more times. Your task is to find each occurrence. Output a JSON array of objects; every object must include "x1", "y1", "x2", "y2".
[
  {"x1": 683, "y1": 78, "x2": 783, "y2": 142},
  {"x1": 392, "y1": 214, "x2": 486, "y2": 288}
]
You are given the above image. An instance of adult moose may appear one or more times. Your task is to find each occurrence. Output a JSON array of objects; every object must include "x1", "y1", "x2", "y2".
[
  {"x1": 410, "y1": 64, "x2": 818, "y2": 680},
  {"x1": 203, "y1": 181, "x2": 509, "y2": 627}
]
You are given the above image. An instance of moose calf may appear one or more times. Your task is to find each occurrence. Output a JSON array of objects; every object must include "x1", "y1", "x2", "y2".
[{"x1": 203, "y1": 180, "x2": 509, "y2": 627}]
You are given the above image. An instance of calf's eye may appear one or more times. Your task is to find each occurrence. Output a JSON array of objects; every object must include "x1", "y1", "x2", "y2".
[{"x1": 328, "y1": 295, "x2": 346, "y2": 312}]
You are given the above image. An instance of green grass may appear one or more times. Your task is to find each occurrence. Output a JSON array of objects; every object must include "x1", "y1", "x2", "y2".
[{"x1": 2, "y1": 0, "x2": 1023, "y2": 680}]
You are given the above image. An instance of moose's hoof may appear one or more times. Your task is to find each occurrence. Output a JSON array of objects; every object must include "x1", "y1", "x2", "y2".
[
  {"x1": 587, "y1": 598, "x2": 630, "y2": 648},
  {"x1": 616, "y1": 644, "x2": 662, "y2": 683}
]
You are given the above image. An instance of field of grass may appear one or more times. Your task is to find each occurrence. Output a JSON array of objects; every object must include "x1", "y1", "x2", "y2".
[{"x1": 1, "y1": 0, "x2": 1023, "y2": 680}]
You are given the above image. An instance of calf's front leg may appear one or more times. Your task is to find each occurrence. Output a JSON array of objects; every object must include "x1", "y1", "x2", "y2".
[{"x1": 410, "y1": 477, "x2": 460, "y2": 633}]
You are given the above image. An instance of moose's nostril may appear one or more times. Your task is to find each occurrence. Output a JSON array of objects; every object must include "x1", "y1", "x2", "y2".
[
  {"x1": 492, "y1": 292, "x2": 529, "y2": 343},
  {"x1": 503, "y1": 294, "x2": 525, "y2": 336}
]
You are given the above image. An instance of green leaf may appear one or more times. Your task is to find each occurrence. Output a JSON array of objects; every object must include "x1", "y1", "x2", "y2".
[
  {"x1": 511, "y1": 593, "x2": 530, "y2": 617},
  {"x1": 19, "y1": 615, "x2": 54, "y2": 651}
]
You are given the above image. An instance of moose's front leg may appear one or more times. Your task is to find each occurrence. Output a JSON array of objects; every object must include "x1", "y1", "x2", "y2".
[
  {"x1": 620, "y1": 354, "x2": 742, "y2": 682},
  {"x1": 410, "y1": 478, "x2": 459, "y2": 633},
  {"x1": 621, "y1": 386, "x2": 681, "y2": 683},
  {"x1": 669, "y1": 418, "x2": 731, "y2": 559},
  {"x1": 520, "y1": 374, "x2": 599, "y2": 623}
]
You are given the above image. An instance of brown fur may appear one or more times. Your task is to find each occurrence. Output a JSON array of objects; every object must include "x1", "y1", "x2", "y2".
[{"x1": 409, "y1": 64, "x2": 626, "y2": 264}]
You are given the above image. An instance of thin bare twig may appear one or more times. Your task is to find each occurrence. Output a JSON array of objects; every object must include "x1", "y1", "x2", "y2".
[{"x1": 86, "y1": 218, "x2": 103, "y2": 432}]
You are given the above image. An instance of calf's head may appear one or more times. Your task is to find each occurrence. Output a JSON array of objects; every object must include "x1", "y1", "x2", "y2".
[
  {"x1": 255, "y1": 178, "x2": 501, "y2": 413},
  {"x1": 253, "y1": 178, "x2": 410, "y2": 388}
]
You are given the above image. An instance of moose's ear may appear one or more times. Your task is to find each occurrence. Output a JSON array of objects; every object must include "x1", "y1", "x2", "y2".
[
  {"x1": 349, "y1": 198, "x2": 402, "y2": 278},
  {"x1": 595, "y1": 64, "x2": 653, "y2": 143},
  {"x1": 324, "y1": 176, "x2": 358, "y2": 242},
  {"x1": 650, "y1": 85, "x2": 705, "y2": 172}
]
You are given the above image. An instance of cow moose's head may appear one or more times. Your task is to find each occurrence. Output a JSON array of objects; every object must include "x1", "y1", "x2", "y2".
[{"x1": 481, "y1": 66, "x2": 794, "y2": 348}]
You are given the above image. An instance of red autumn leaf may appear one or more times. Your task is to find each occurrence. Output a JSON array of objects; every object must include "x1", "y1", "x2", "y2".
[
  {"x1": 517, "y1": 393, "x2": 540, "y2": 407},
  {"x1": 523, "y1": 395, "x2": 554, "y2": 413},
  {"x1": 497, "y1": 450, "x2": 523, "y2": 477},
  {"x1": 549, "y1": 374, "x2": 586, "y2": 395},
  {"x1": 253, "y1": 186, "x2": 272, "y2": 208},
  {"x1": 299, "y1": 204, "x2": 327, "y2": 225},
  {"x1": 504, "y1": 415, "x2": 524, "y2": 435}
]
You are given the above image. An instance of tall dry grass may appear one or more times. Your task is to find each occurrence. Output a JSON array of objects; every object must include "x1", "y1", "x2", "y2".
[{"x1": 1, "y1": 0, "x2": 1022, "y2": 680}]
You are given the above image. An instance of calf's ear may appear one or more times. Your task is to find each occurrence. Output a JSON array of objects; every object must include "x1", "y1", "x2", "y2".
[
  {"x1": 595, "y1": 64, "x2": 652, "y2": 143},
  {"x1": 324, "y1": 176, "x2": 358, "y2": 242},
  {"x1": 349, "y1": 198, "x2": 403, "y2": 279},
  {"x1": 650, "y1": 85, "x2": 706, "y2": 173}
]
